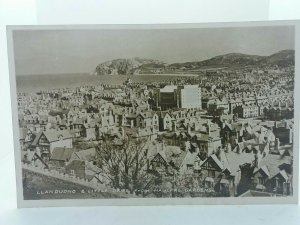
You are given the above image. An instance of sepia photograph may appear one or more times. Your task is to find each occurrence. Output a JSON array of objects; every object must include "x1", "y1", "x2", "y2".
[{"x1": 7, "y1": 21, "x2": 299, "y2": 207}]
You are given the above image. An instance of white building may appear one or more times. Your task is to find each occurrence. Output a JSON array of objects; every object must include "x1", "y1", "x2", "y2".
[
  {"x1": 179, "y1": 85, "x2": 202, "y2": 109},
  {"x1": 158, "y1": 85, "x2": 202, "y2": 110}
]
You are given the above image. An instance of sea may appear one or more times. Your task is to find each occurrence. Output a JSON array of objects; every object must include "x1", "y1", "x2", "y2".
[{"x1": 16, "y1": 73, "x2": 197, "y2": 93}]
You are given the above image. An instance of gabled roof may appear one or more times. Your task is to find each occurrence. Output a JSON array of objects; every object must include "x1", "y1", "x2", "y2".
[
  {"x1": 139, "y1": 111, "x2": 157, "y2": 119},
  {"x1": 182, "y1": 151, "x2": 198, "y2": 166},
  {"x1": 44, "y1": 129, "x2": 72, "y2": 142},
  {"x1": 278, "y1": 170, "x2": 289, "y2": 181},
  {"x1": 159, "y1": 111, "x2": 174, "y2": 119},
  {"x1": 210, "y1": 154, "x2": 224, "y2": 171},
  {"x1": 32, "y1": 130, "x2": 72, "y2": 146},
  {"x1": 224, "y1": 151, "x2": 255, "y2": 175},
  {"x1": 253, "y1": 165, "x2": 270, "y2": 177},
  {"x1": 201, "y1": 154, "x2": 224, "y2": 171},
  {"x1": 257, "y1": 154, "x2": 292, "y2": 179}
]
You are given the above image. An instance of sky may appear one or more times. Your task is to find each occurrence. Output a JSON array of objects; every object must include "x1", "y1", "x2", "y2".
[{"x1": 13, "y1": 26, "x2": 295, "y2": 75}]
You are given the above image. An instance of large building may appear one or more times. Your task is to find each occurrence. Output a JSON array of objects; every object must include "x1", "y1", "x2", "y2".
[
  {"x1": 157, "y1": 85, "x2": 178, "y2": 110},
  {"x1": 157, "y1": 85, "x2": 202, "y2": 110}
]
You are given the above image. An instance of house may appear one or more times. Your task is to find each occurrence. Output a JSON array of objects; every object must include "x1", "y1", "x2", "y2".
[
  {"x1": 19, "y1": 128, "x2": 35, "y2": 150},
  {"x1": 158, "y1": 111, "x2": 174, "y2": 131},
  {"x1": 264, "y1": 106, "x2": 293, "y2": 121},
  {"x1": 252, "y1": 153, "x2": 292, "y2": 195},
  {"x1": 31, "y1": 129, "x2": 73, "y2": 162},
  {"x1": 207, "y1": 98, "x2": 230, "y2": 115},
  {"x1": 220, "y1": 123, "x2": 238, "y2": 145},
  {"x1": 49, "y1": 147, "x2": 74, "y2": 168},
  {"x1": 146, "y1": 142, "x2": 185, "y2": 174},
  {"x1": 223, "y1": 150, "x2": 256, "y2": 195},
  {"x1": 180, "y1": 150, "x2": 201, "y2": 174},
  {"x1": 195, "y1": 122, "x2": 222, "y2": 156},
  {"x1": 21, "y1": 150, "x2": 48, "y2": 168},
  {"x1": 65, "y1": 160, "x2": 86, "y2": 179},
  {"x1": 229, "y1": 98, "x2": 243, "y2": 113},
  {"x1": 233, "y1": 105, "x2": 259, "y2": 118},
  {"x1": 199, "y1": 154, "x2": 233, "y2": 196},
  {"x1": 273, "y1": 120, "x2": 293, "y2": 144},
  {"x1": 69, "y1": 118, "x2": 86, "y2": 138},
  {"x1": 125, "y1": 113, "x2": 138, "y2": 128},
  {"x1": 136, "y1": 112, "x2": 159, "y2": 131},
  {"x1": 85, "y1": 125, "x2": 96, "y2": 141}
]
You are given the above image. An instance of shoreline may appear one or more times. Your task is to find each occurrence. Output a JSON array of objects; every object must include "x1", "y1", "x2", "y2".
[{"x1": 16, "y1": 74, "x2": 198, "y2": 93}]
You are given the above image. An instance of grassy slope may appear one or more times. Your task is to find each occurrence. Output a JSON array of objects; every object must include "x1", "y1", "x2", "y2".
[{"x1": 22, "y1": 169, "x2": 130, "y2": 200}]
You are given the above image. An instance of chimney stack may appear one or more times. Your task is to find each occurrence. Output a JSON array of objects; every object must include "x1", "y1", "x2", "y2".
[
  {"x1": 275, "y1": 138, "x2": 280, "y2": 151},
  {"x1": 187, "y1": 124, "x2": 191, "y2": 135},
  {"x1": 172, "y1": 121, "x2": 177, "y2": 132},
  {"x1": 253, "y1": 154, "x2": 258, "y2": 168}
]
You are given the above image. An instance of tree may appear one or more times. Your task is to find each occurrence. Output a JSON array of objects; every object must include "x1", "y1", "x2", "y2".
[{"x1": 95, "y1": 135, "x2": 154, "y2": 194}]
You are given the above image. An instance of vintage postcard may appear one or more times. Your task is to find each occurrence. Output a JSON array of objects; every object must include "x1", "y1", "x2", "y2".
[{"x1": 7, "y1": 21, "x2": 299, "y2": 207}]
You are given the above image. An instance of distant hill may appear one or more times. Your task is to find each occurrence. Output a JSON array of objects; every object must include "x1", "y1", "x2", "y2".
[
  {"x1": 262, "y1": 49, "x2": 295, "y2": 67},
  {"x1": 93, "y1": 49, "x2": 294, "y2": 75},
  {"x1": 93, "y1": 57, "x2": 166, "y2": 75}
]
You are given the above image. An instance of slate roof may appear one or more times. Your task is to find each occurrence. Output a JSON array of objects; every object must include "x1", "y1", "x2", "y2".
[
  {"x1": 66, "y1": 160, "x2": 85, "y2": 170},
  {"x1": 253, "y1": 165, "x2": 270, "y2": 177},
  {"x1": 72, "y1": 148, "x2": 97, "y2": 161},
  {"x1": 224, "y1": 151, "x2": 255, "y2": 175},
  {"x1": 256, "y1": 154, "x2": 292, "y2": 179},
  {"x1": 181, "y1": 151, "x2": 198, "y2": 166},
  {"x1": 50, "y1": 147, "x2": 74, "y2": 161},
  {"x1": 32, "y1": 130, "x2": 72, "y2": 146}
]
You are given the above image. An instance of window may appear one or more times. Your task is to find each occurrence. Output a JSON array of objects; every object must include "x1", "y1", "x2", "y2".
[
  {"x1": 208, "y1": 170, "x2": 215, "y2": 177},
  {"x1": 205, "y1": 181, "x2": 214, "y2": 189},
  {"x1": 70, "y1": 169, "x2": 75, "y2": 175},
  {"x1": 258, "y1": 177, "x2": 265, "y2": 185},
  {"x1": 187, "y1": 164, "x2": 193, "y2": 170}
]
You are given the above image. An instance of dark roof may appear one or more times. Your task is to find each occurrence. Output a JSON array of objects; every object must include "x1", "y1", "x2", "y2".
[
  {"x1": 66, "y1": 160, "x2": 85, "y2": 169},
  {"x1": 50, "y1": 147, "x2": 74, "y2": 161}
]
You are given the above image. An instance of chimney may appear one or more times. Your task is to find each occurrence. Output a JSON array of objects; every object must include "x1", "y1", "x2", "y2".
[
  {"x1": 118, "y1": 127, "x2": 125, "y2": 138},
  {"x1": 253, "y1": 154, "x2": 258, "y2": 168},
  {"x1": 172, "y1": 121, "x2": 177, "y2": 132},
  {"x1": 130, "y1": 120, "x2": 134, "y2": 128},
  {"x1": 275, "y1": 138, "x2": 280, "y2": 151},
  {"x1": 207, "y1": 123, "x2": 210, "y2": 135},
  {"x1": 187, "y1": 124, "x2": 191, "y2": 134}
]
